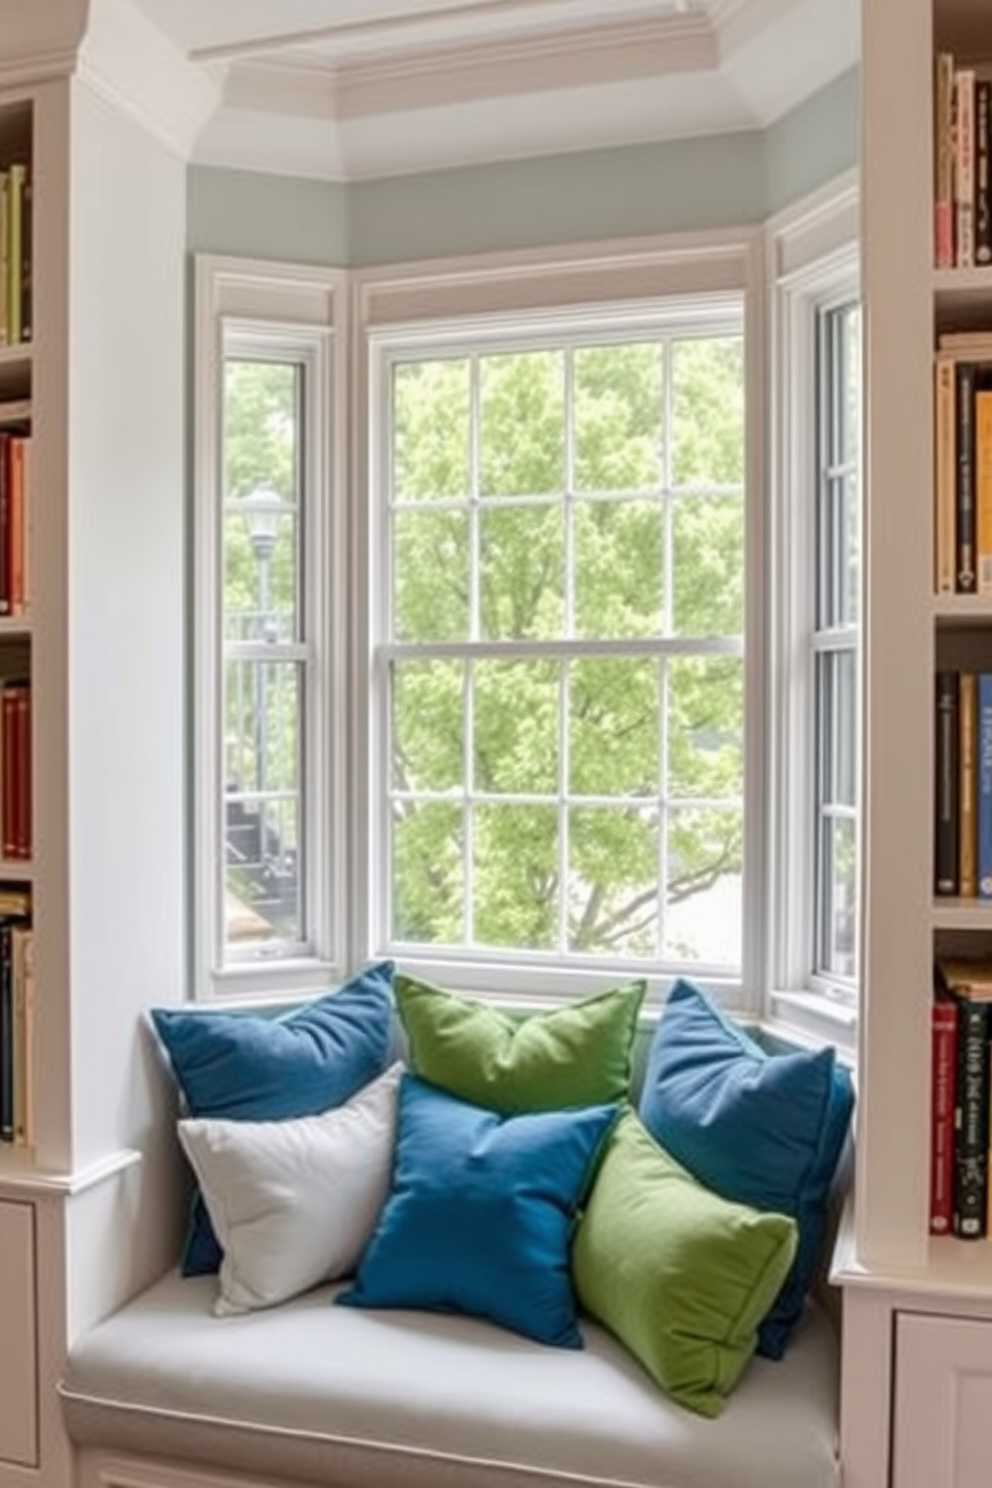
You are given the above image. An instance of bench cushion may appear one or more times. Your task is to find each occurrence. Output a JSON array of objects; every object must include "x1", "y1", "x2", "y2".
[{"x1": 61, "y1": 1271, "x2": 841, "y2": 1488}]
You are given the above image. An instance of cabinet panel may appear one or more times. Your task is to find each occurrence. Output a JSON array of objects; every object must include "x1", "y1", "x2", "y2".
[
  {"x1": 0, "y1": 1199, "x2": 36, "y2": 1466},
  {"x1": 893, "y1": 1312, "x2": 992, "y2": 1488}
]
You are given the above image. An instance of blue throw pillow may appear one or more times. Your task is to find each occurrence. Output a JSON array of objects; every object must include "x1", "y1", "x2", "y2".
[
  {"x1": 150, "y1": 961, "x2": 395, "y2": 1276},
  {"x1": 637, "y1": 978, "x2": 854, "y2": 1359},
  {"x1": 337, "y1": 1074, "x2": 618, "y2": 1348}
]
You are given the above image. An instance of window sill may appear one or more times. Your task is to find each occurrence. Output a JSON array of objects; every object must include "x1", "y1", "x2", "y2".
[{"x1": 763, "y1": 988, "x2": 858, "y2": 1060}]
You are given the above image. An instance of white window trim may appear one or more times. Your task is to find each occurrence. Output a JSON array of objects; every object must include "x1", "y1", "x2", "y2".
[
  {"x1": 193, "y1": 255, "x2": 350, "y2": 1003},
  {"x1": 352, "y1": 230, "x2": 768, "y2": 1015},
  {"x1": 764, "y1": 172, "x2": 860, "y2": 1050}
]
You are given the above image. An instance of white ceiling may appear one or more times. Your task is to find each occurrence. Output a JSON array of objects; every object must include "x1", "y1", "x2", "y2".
[{"x1": 124, "y1": 0, "x2": 860, "y2": 180}]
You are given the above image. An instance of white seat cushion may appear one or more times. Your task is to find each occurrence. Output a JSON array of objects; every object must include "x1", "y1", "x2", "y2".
[{"x1": 61, "y1": 1270, "x2": 840, "y2": 1488}]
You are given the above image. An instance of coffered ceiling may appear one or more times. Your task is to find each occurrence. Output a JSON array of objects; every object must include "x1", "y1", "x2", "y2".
[{"x1": 124, "y1": 0, "x2": 859, "y2": 179}]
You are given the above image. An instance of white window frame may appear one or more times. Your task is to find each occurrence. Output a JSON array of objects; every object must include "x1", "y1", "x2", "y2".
[
  {"x1": 352, "y1": 233, "x2": 767, "y2": 1014},
  {"x1": 765, "y1": 174, "x2": 861, "y2": 1050},
  {"x1": 193, "y1": 256, "x2": 349, "y2": 1002}
]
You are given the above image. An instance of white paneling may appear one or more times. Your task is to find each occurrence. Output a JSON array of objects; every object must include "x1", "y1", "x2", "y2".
[
  {"x1": 0, "y1": 1201, "x2": 37, "y2": 1467},
  {"x1": 894, "y1": 1313, "x2": 992, "y2": 1488}
]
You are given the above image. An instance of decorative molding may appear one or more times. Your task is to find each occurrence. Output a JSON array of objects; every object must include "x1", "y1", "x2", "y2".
[
  {"x1": 77, "y1": 0, "x2": 220, "y2": 159},
  {"x1": 0, "y1": 1147, "x2": 141, "y2": 1200},
  {"x1": 0, "y1": 0, "x2": 87, "y2": 90}
]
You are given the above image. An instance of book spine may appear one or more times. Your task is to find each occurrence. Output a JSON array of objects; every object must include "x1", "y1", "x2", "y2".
[
  {"x1": 932, "y1": 997, "x2": 960, "y2": 1234},
  {"x1": 977, "y1": 383, "x2": 992, "y2": 592},
  {"x1": 979, "y1": 674, "x2": 992, "y2": 898},
  {"x1": 956, "y1": 69, "x2": 977, "y2": 268},
  {"x1": 961, "y1": 671, "x2": 978, "y2": 896},
  {"x1": 936, "y1": 52, "x2": 957, "y2": 267},
  {"x1": 6, "y1": 164, "x2": 23, "y2": 347},
  {"x1": 977, "y1": 81, "x2": 992, "y2": 264},
  {"x1": 20, "y1": 685, "x2": 31, "y2": 860},
  {"x1": 9, "y1": 436, "x2": 25, "y2": 617},
  {"x1": 0, "y1": 920, "x2": 12, "y2": 1142},
  {"x1": 954, "y1": 997, "x2": 990, "y2": 1237},
  {"x1": 935, "y1": 355, "x2": 957, "y2": 594},
  {"x1": 0, "y1": 173, "x2": 7, "y2": 349},
  {"x1": 2, "y1": 688, "x2": 17, "y2": 862},
  {"x1": 936, "y1": 669, "x2": 961, "y2": 894},
  {"x1": 20, "y1": 168, "x2": 31, "y2": 345},
  {"x1": 11, "y1": 924, "x2": 32, "y2": 1146},
  {"x1": 956, "y1": 361, "x2": 977, "y2": 591}
]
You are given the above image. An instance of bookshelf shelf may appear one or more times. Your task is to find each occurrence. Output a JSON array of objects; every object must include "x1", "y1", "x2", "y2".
[
  {"x1": 932, "y1": 595, "x2": 992, "y2": 623},
  {"x1": 935, "y1": 267, "x2": 992, "y2": 315},
  {"x1": 932, "y1": 898, "x2": 992, "y2": 928}
]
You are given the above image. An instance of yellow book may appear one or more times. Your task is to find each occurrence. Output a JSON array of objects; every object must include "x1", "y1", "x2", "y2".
[
  {"x1": 961, "y1": 671, "x2": 978, "y2": 897},
  {"x1": 6, "y1": 162, "x2": 24, "y2": 346}
]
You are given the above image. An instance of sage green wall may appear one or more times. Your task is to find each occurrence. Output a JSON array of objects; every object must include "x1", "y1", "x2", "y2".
[{"x1": 187, "y1": 66, "x2": 859, "y2": 265}]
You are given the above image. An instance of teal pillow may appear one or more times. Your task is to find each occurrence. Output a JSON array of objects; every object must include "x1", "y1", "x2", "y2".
[
  {"x1": 338, "y1": 1074, "x2": 619, "y2": 1348},
  {"x1": 395, "y1": 974, "x2": 645, "y2": 1113},
  {"x1": 637, "y1": 978, "x2": 854, "y2": 1359},
  {"x1": 150, "y1": 962, "x2": 395, "y2": 1276},
  {"x1": 572, "y1": 1111, "x2": 798, "y2": 1417}
]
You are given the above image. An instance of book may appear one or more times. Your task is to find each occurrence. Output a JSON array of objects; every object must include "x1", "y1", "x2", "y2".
[
  {"x1": 953, "y1": 995, "x2": 990, "y2": 1237},
  {"x1": 935, "y1": 51, "x2": 956, "y2": 267},
  {"x1": 977, "y1": 385, "x2": 992, "y2": 593},
  {"x1": 935, "y1": 669, "x2": 960, "y2": 894},
  {"x1": 11, "y1": 923, "x2": 32, "y2": 1146},
  {"x1": 979, "y1": 674, "x2": 992, "y2": 898},
  {"x1": 6, "y1": 163, "x2": 24, "y2": 346},
  {"x1": 931, "y1": 993, "x2": 959, "y2": 1234},
  {"x1": 956, "y1": 69, "x2": 977, "y2": 269},
  {"x1": 978, "y1": 80, "x2": 992, "y2": 265},
  {"x1": 956, "y1": 361, "x2": 978, "y2": 592},
  {"x1": 935, "y1": 355, "x2": 956, "y2": 594},
  {"x1": 960, "y1": 671, "x2": 977, "y2": 896}
]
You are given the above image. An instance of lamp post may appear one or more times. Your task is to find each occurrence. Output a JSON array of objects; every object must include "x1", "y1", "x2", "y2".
[{"x1": 240, "y1": 486, "x2": 284, "y2": 887}]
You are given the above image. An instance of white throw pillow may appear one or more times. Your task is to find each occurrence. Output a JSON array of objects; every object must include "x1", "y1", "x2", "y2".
[{"x1": 177, "y1": 1061, "x2": 404, "y2": 1315}]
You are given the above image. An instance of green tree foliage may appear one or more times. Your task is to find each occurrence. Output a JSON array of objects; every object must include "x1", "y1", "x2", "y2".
[
  {"x1": 222, "y1": 337, "x2": 746, "y2": 965},
  {"x1": 389, "y1": 336, "x2": 745, "y2": 965}
]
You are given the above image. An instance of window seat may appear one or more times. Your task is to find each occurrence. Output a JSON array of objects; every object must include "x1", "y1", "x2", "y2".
[{"x1": 61, "y1": 1269, "x2": 840, "y2": 1488}]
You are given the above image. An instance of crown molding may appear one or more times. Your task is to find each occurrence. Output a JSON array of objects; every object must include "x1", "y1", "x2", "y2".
[
  {"x1": 223, "y1": 13, "x2": 716, "y2": 126},
  {"x1": 78, "y1": 0, "x2": 220, "y2": 158},
  {"x1": 335, "y1": 14, "x2": 717, "y2": 120},
  {"x1": 0, "y1": 0, "x2": 88, "y2": 89}
]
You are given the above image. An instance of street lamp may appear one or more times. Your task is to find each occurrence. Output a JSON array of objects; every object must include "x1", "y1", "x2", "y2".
[{"x1": 239, "y1": 486, "x2": 286, "y2": 900}]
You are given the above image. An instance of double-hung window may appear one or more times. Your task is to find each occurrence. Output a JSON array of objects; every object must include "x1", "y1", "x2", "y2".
[
  {"x1": 367, "y1": 302, "x2": 749, "y2": 1002},
  {"x1": 767, "y1": 181, "x2": 861, "y2": 1043},
  {"x1": 196, "y1": 243, "x2": 764, "y2": 1010}
]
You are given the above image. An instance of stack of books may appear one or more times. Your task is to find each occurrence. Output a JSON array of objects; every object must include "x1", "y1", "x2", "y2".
[
  {"x1": 932, "y1": 957, "x2": 992, "y2": 1237},
  {"x1": 0, "y1": 162, "x2": 30, "y2": 347},
  {"x1": 934, "y1": 54, "x2": 992, "y2": 269},
  {"x1": 934, "y1": 669, "x2": 992, "y2": 898},
  {"x1": 933, "y1": 329, "x2": 992, "y2": 595},
  {"x1": 0, "y1": 678, "x2": 30, "y2": 862}
]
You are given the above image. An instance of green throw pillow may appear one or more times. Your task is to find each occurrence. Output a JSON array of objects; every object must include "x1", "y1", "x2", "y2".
[
  {"x1": 572, "y1": 1111, "x2": 798, "y2": 1418},
  {"x1": 395, "y1": 975, "x2": 645, "y2": 1114}
]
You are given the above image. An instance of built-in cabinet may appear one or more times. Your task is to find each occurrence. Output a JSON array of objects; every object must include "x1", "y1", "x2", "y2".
[
  {"x1": 0, "y1": 5, "x2": 210, "y2": 1486},
  {"x1": 839, "y1": 0, "x2": 992, "y2": 1483}
]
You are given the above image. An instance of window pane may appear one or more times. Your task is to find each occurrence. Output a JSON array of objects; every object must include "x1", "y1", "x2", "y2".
[
  {"x1": 393, "y1": 358, "x2": 470, "y2": 501},
  {"x1": 667, "y1": 656, "x2": 744, "y2": 799},
  {"x1": 392, "y1": 660, "x2": 464, "y2": 794},
  {"x1": 573, "y1": 499, "x2": 664, "y2": 639},
  {"x1": 671, "y1": 337, "x2": 744, "y2": 487},
  {"x1": 224, "y1": 659, "x2": 302, "y2": 948},
  {"x1": 479, "y1": 504, "x2": 563, "y2": 640},
  {"x1": 393, "y1": 508, "x2": 470, "y2": 641},
  {"x1": 392, "y1": 802, "x2": 464, "y2": 944},
  {"x1": 568, "y1": 805, "x2": 658, "y2": 957},
  {"x1": 223, "y1": 359, "x2": 300, "y2": 642},
  {"x1": 664, "y1": 805, "x2": 743, "y2": 965},
  {"x1": 472, "y1": 805, "x2": 558, "y2": 950},
  {"x1": 671, "y1": 494, "x2": 744, "y2": 636},
  {"x1": 818, "y1": 814, "x2": 857, "y2": 979},
  {"x1": 568, "y1": 658, "x2": 659, "y2": 797},
  {"x1": 574, "y1": 343, "x2": 663, "y2": 493},
  {"x1": 479, "y1": 351, "x2": 564, "y2": 496},
  {"x1": 473, "y1": 659, "x2": 558, "y2": 794},
  {"x1": 819, "y1": 649, "x2": 857, "y2": 808}
]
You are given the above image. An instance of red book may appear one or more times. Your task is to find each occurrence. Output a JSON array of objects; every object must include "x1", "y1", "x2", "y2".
[
  {"x1": 1, "y1": 686, "x2": 17, "y2": 860},
  {"x1": 931, "y1": 995, "x2": 960, "y2": 1234},
  {"x1": 8, "y1": 437, "x2": 26, "y2": 616}
]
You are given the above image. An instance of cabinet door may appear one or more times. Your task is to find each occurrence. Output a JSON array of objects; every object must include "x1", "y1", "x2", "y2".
[
  {"x1": 893, "y1": 1312, "x2": 992, "y2": 1488},
  {"x1": 0, "y1": 1199, "x2": 37, "y2": 1466}
]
